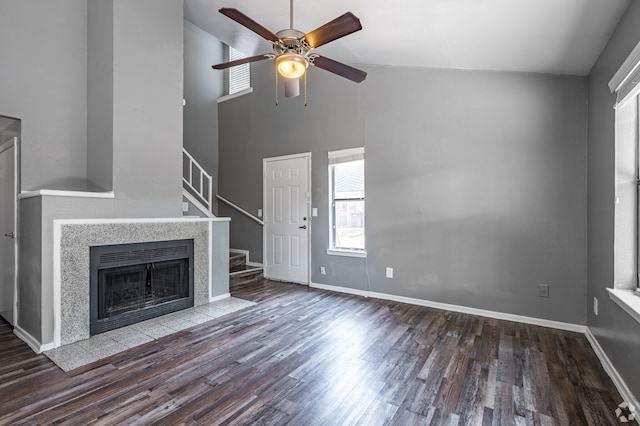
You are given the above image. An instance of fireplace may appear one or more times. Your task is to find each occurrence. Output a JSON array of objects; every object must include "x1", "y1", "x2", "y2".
[{"x1": 90, "y1": 239, "x2": 194, "y2": 335}]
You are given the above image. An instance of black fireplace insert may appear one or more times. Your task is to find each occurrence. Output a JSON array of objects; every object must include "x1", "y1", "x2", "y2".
[{"x1": 90, "y1": 239, "x2": 194, "y2": 335}]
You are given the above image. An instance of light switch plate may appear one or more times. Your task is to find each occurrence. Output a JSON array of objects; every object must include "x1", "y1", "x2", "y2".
[
  {"x1": 312, "y1": 208, "x2": 318, "y2": 217},
  {"x1": 257, "y1": 208, "x2": 263, "y2": 217}
]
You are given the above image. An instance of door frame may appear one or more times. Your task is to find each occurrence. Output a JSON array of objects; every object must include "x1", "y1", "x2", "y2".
[
  {"x1": 0, "y1": 136, "x2": 19, "y2": 325},
  {"x1": 263, "y1": 152, "x2": 312, "y2": 285}
]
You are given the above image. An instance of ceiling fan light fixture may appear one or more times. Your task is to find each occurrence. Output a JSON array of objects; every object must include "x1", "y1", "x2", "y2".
[{"x1": 275, "y1": 54, "x2": 308, "y2": 79}]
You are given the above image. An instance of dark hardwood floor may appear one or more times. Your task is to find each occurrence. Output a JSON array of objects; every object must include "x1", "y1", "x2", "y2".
[{"x1": 0, "y1": 278, "x2": 624, "y2": 425}]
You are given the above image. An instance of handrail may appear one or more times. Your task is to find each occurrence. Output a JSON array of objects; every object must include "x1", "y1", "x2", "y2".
[
  {"x1": 216, "y1": 194, "x2": 264, "y2": 226},
  {"x1": 182, "y1": 148, "x2": 212, "y2": 212}
]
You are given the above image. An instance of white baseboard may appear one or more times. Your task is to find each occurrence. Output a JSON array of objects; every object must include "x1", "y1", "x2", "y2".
[
  {"x1": 310, "y1": 282, "x2": 370, "y2": 298},
  {"x1": 309, "y1": 282, "x2": 586, "y2": 333},
  {"x1": 209, "y1": 293, "x2": 231, "y2": 303},
  {"x1": 13, "y1": 325, "x2": 54, "y2": 354},
  {"x1": 586, "y1": 328, "x2": 640, "y2": 414}
]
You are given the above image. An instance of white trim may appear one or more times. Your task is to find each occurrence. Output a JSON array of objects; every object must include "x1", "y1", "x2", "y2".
[
  {"x1": 609, "y1": 40, "x2": 640, "y2": 92},
  {"x1": 54, "y1": 217, "x2": 230, "y2": 225},
  {"x1": 209, "y1": 292, "x2": 231, "y2": 303},
  {"x1": 183, "y1": 189, "x2": 215, "y2": 218},
  {"x1": 328, "y1": 146, "x2": 365, "y2": 159},
  {"x1": 326, "y1": 248, "x2": 367, "y2": 258},
  {"x1": 230, "y1": 248, "x2": 249, "y2": 263},
  {"x1": 230, "y1": 248, "x2": 263, "y2": 267},
  {"x1": 585, "y1": 327, "x2": 640, "y2": 413},
  {"x1": 1, "y1": 137, "x2": 19, "y2": 326},
  {"x1": 217, "y1": 87, "x2": 253, "y2": 103},
  {"x1": 13, "y1": 325, "x2": 54, "y2": 354},
  {"x1": 53, "y1": 221, "x2": 62, "y2": 347},
  {"x1": 607, "y1": 288, "x2": 640, "y2": 325},
  {"x1": 310, "y1": 282, "x2": 371, "y2": 298},
  {"x1": 264, "y1": 152, "x2": 312, "y2": 162},
  {"x1": 18, "y1": 189, "x2": 115, "y2": 200},
  {"x1": 309, "y1": 282, "x2": 586, "y2": 333},
  {"x1": 208, "y1": 222, "x2": 213, "y2": 299}
]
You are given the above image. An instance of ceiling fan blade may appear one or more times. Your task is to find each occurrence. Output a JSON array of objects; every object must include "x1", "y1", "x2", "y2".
[
  {"x1": 212, "y1": 54, "x2": 271, "y2": 70},
  {"x1": 303, "y1": 12, "x2": 362, "y2": 49},
  {"x1": 219, "y1": 8, "x2": 280, "y2": 42},
  {"x1": 311, "y1": 56, "x2": 367, "y2": 83}
]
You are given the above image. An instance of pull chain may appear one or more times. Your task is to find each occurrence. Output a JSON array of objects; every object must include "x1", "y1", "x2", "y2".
[
  {"x1": 304, "y1": 72, "x2": 307, "y2": 106},
  {"x1": 275, "y1": 72, "x2": 279, "y2": 106}
]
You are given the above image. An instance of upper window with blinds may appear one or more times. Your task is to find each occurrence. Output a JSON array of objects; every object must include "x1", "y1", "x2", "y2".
[{"x1": 228, "y1": 46, "x2": 251, "y2": 95}]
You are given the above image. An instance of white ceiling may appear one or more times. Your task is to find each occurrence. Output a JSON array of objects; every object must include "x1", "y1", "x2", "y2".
[{"x1": 184, "y1": 0, "x2": 630, "y2": 76}]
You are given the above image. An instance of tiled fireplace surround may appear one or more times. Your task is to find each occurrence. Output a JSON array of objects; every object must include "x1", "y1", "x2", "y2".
[{"x1": 53, "y1": 218, "x2": 229, "y2": 348}]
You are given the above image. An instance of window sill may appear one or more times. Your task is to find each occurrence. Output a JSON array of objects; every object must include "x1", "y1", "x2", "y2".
[
  {"x1": 607, "y1": 288, "x2": 640, "y2": 325},
  {"x1": 217, "y1": 88, "x2": 253, "y2": 103},
  {"x1": 326, "y1": 249, "x2": 367, "y2": 258}
]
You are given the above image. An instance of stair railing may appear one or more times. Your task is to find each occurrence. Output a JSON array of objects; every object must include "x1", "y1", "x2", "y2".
[
  {"x1": 183, "y1": 148, "x2": 212, "y2": 212},
  {"x1": 216, "y1": 194, "x2": 264, "y2": 226}
]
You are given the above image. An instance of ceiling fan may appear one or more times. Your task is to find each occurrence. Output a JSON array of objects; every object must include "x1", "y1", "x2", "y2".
[{"x1": 211, "y1": 0, "x2": 367, "y2": 101}]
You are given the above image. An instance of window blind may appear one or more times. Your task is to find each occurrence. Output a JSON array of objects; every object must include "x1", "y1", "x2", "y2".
[
  {"x1": 609, "y1": 40, "x2": 640, "y2": 108},
  {"x1": 229, "y1": 46, "x2": 250, "y2": 95}
]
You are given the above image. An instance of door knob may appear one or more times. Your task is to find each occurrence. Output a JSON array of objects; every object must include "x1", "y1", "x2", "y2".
[
  {"x1": 4, "y1": 232, "x2": 15, "y2": 239},
  {"x1": 298, "y1": 225, "x2": 307, "y2": 230}
]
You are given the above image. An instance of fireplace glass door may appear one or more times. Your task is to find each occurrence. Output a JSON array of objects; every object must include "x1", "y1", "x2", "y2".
[{"x1": 99, "y1": 259, "x2": 189, "y2": 320}]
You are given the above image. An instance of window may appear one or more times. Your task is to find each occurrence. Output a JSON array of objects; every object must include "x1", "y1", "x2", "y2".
[
  {"x1": 328, "y1": 147, "x2": 365, "y2": 257},
  {"x1": 608, "y1": 40, "x2": 640, "y2": 324},
  {"x1": 228, "y1": 46, "x2": 250, "y2": 95}
]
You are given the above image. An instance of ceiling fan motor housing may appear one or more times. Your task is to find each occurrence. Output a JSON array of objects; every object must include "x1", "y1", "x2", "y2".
[{"x1": 274, "y1": 29, "x2": 309, "y2": 55}]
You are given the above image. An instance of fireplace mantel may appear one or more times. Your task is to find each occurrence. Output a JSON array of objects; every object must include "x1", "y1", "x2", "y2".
[{"x1": 52, "y1": 218, "x2": 230, "y2": 348}]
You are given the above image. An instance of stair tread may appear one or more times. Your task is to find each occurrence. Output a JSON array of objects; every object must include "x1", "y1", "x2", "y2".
[{"x1": 230, "y1": 266, "x2": 263, "y2": 276}]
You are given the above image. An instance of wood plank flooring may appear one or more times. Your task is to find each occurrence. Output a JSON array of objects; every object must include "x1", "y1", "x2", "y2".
[{"x1": 0, "y1": 278, "x2": 624, "y2": 425}]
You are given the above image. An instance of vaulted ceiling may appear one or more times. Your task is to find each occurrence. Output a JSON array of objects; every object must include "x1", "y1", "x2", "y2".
[{"x1": 185, "y1": 0, "x2": 630, "y2": 76}]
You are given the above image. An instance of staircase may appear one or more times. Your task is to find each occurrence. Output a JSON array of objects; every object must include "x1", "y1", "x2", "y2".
[
  {"x1": 229, "y1": 251, "x2": 263, "y2": 285},
  {"x1": 182, "y1": 148, "x2": 264, "y2": 286}
]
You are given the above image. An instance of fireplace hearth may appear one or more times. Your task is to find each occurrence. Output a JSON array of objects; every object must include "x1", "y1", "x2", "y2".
[{"x1": 90, "y1": 239, "x2": 194, "y2": 335}]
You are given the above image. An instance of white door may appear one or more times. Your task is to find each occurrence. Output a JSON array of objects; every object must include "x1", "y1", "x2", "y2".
[
  {"x1": 0, "y1": 137, "x2": 17, "y2": 325},
  {"x1": 264, "y1": 154, "x2": 311, "y2": 284}
]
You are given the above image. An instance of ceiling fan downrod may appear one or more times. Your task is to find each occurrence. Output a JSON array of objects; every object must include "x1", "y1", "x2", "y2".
[{"x1": 290, "y1": 0, "x2": 294, "y2": 30}]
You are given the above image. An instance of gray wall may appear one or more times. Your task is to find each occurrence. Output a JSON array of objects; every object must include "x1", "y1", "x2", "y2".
[
  {"x1": 110, "y1": 0, "x2": 183, "y2": 218},
  {"x1": 87, "y1": 0, "x2": 114, "y2": 192},
  {"x1": 0, "y1": 0, "x2": 88, "y2": 191},
  {"x1": 219, "y1": 62, "x2": 588, "y2": 324},
  {"x1": 184, "y1": 20, "x2": 224, "y2": 215},
  {"x1": 587, "y1": 1, "x2": 640, "y2": 400},
  {"x1": 17, "y1": 197, "x2": 42, "y2": 340}
]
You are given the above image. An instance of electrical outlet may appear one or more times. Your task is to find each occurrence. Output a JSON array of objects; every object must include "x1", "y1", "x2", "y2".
[
  {"x1": 386, "y1": 267, "x2": 393, "y2": 279},
  {"x1": 539, "y1": 284, "x2": 550, "y2": 298},
  {"x1": 257, "y1": 208, "x2": 263, "y2": 217},
  {"x1": 593, "y1": 297, "x2": 599, "y2": 315},
  {"x1": 182, "y1": 202, "x2": 189, "y2": 212},
  {"x1": 320, "y1": 266, "x2": 326, "y2": 275}
]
